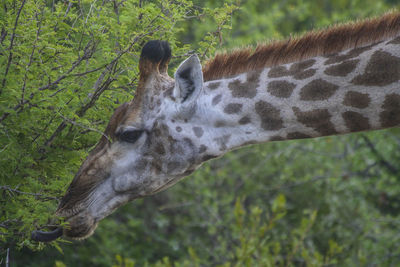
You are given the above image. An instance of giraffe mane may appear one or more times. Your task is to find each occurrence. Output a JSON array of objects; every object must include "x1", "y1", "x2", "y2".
[{"x1": 203, "y1": 11, "x2": 400, "y2": 82}]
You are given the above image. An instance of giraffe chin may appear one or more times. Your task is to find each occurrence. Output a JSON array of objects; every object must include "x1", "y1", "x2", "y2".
[{"x1": 62, "y1": 212, "x2": 98, "y2": 240}]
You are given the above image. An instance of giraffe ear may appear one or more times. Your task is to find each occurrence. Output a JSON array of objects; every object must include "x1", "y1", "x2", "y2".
[{"x1": 173, "y1": 55, "x2": 203, "y2": 103}]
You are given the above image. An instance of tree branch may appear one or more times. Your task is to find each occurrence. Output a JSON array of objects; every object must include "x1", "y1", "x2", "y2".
[
  {"x1": 38, "y1": 40, "x2": 97, "y2": 91},
  {"x1": 361, "y1": 135, "x2": 399, "y2": 175},
  {"x1": 0, "y1": 41, "x2": 97, "y2": 124},
  {"x1": 20, "y1": 9, "x2": 43, "y2": 107},
  {"x1": 58, "y1": 114, "x2": 111, "y2": 142},
  {"x1": 0, "y1": 185, "x2": 59, "y2": 201},
  {"x1": 1, "y1": 0, "x2": 27, "y2": 95},
  {"x1": 0, "y1": 27, "x2": 7, "y2": 45}
]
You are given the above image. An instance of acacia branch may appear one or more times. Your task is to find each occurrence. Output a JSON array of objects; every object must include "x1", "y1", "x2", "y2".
[
  {"x1": 20, "y1": 9, "x2": 43, "y2": 107},
  {"x1": 49, "y1": 64, "x2": 108, "y2": 97},
  {"x1": 0, "y1": 27, "x2": 7, "y2": 45},
  {"x1": 64, "y1": 0, "x2": 73, "y2": 17},
  {"x1": 1, "y1": 0, "x2": 27, "y2": 95},
  {"x1": 0, "y1": 220, "x2": 21, "y2": 231},
  {"x1": 38, "y1": 40, "x2": 97, "y2": 92},
  {"x1": 58, "y1": 114, "x2": 111, "y2": 142},
  {"x1": 0, "y1": 41, "x2": 97, "y2": 124},
  {"x1": 42, "y1": 73, "x2": 115, "y2": 148},
  {"x1": 1, "y1": 22, "x2": 160, "y2": 124},
  {"x1": 0, "y1": 185, "x2": 58, "y2": 201},
  {"x1": 361, "y1": 135, "x2": 399, "y2": 175}
]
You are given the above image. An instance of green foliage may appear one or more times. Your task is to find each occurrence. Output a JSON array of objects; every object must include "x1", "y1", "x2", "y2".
[
  {"x1": 0, "y1": 0, "x2": 236, "y2": 254},
  {"x1": 1, "y1": 0, "x2": 400, "y2": 266},
  {"x1": 184, "y1": 0, "x2": 400, "y2": 49}
]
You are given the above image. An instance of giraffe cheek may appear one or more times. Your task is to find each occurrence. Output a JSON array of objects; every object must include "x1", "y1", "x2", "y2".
[
  {"x1": 112, "y1": 174, "x2": 136, "y2": 193},
  {"x1": 112, "y1": 173, "x2": 149, "y2": 194}
]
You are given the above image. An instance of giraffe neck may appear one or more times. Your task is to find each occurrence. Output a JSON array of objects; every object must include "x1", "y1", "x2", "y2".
[{"x1": 197, "y1": 36, "x2": 400, "y2": 155}]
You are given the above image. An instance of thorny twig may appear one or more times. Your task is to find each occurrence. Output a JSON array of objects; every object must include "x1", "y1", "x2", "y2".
[
  {"x1": 0, "y1": 40, "x2": 98, "y2": 124},
  {"x1": 0, "y1": 185, "x2": 59, "y2": 201},
  {"x1": 58, "y1": 114, "x2": 111, "y2": 142},
  {"x1": 361, "y1": 135, "x2": 399, "y2": 175},
  {"x1": 0, "y1": 219, "x2": 20, "y2": 230},
  {"x1": 1, "y1": 0, "x2": 27, "y2": 95}
]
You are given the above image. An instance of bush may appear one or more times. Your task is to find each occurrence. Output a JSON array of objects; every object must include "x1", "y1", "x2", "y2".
[{"x1": 1, "y1": 0, "x2": 400, "y2": 266}]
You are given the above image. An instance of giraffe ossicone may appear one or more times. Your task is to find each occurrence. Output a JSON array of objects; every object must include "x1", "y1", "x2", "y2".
[{"x1": 32, "y1": 12, "x2": 400, "y2": 241}]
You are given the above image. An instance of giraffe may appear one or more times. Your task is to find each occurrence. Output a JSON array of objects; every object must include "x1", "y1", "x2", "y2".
[{"x1": 32, "y1": 12, "x2": 400, "y2": 241}]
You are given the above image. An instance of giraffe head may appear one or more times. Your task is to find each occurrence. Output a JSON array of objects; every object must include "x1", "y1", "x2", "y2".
[{"x1": 51, "y1": 40, "x2": 211, "y2": 240}]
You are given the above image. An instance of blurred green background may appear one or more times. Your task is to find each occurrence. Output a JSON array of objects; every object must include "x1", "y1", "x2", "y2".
[{"x1": 1, "y1": 0, "x2": 400, "y2": 266}]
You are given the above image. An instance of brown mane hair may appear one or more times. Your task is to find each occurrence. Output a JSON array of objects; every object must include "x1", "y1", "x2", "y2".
[{"x1": 203, "y1": 11, "x2": 400, "y2": 81}]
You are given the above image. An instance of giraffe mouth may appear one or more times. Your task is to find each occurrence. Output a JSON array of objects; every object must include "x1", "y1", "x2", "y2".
[
  {"x1": 31, "y1": 210, "x2": 98, "y2": 242},
  {"x1": 31, "y1": 206, "x2": 94, "y2": 242}
]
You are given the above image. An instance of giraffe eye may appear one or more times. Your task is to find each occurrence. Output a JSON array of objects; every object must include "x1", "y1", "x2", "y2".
[{"x1": 118, "y1": 129, "x2": 144, "y2": 143}]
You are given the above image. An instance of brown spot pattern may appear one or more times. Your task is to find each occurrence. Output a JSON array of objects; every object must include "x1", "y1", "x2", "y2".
[
  {"x1": 300, "y1": 79, "x2": 339, "y2": 101},
  {"x1": 293, "y1": 107, "x2": 337, "y2": 136},
  {"x1": 287, "y1": 132, "x2": 312, "y2": 139},
  {"x1": 154, "y1": 143, "x2": 165, "y2": 155},
  {"x1": 267, "y1": 80, "x2": 296, "y2": 98},
  {"x1": 167, "y1": 161, "x2": 181, "y2": 173},
  {"x1": 224, "y1": 103, "x2": 243, "y2": 114},
  {"x1": 228, "y1": 70, "x2": 260, "y2": 98},
  {"x1": 342, "y1": 111, "x2": 370, "y2": 132},
  {"x1": 160, "y1": 123, "x2": 169, "y2": 133},
  {"x1": 214, "y1": 135, "x2": 231, "y2": 151},
  {"x1": 268, "y1": 59, "x2": 316, "y2": 80},
  {"x1": 293, "y1": 68, "x2": 317, "y2": 80},
  {"x1": 268, "y1": 66, "x2": 287, "y2": 78},
  {"x1": 343, "y1": 91, "x2": 371, "y2": 108},
  {"x1": 212, "y1": 94, "x2": 222, "y2": 106},
  {"x1": 202, "y1": 154, "x2": 218, "y2": 161},
  {"x1": 324, "y1": 59, "x2": 359, "y2": 77},
  {"x1": 238, "y1": 116, "x2": 251, "y2": 125},
  {"x1": 292, "y1": 59, "x2": 316, "y2": 70},
  {"x1": 380, "y1": 93, "x2": 400, "y2": 128},
  {"x1": 199, "y1": 145, "x2": 207, "y2": 153},
  {"x1": 255, "y1": 100, "x2": 283, "y2": 131},
  {"x1": 208, "y1": 82, "x2": 221, "y2": 90},
  {"x1": 193, "y1": 127, "x2": 204, "y2": 138},
  {"x1": 352, "y1": 51, "x2": 400, "y2": 86},
  {"x1": 325, "y1": 44, "x2": 374, "y2": 65},
  {"x1": 269, "y1": 136, "x2": 284, "y2": 141},
  {"x1": 214, "y1": 121, "x2": 226, "y2": 128}
]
